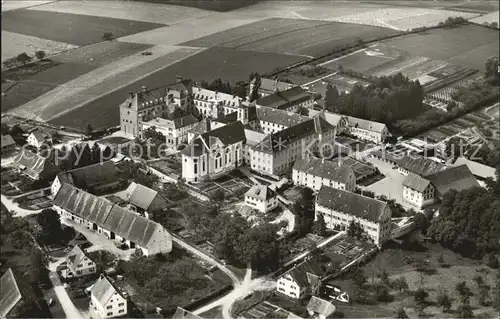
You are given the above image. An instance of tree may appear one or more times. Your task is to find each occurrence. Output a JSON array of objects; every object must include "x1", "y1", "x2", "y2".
[
  {"x1": 394, "y1": 307, "x2": 408, "y2": 319},
  {"x1": 473, "y1": 275, "x2": 484, "y2": 289},
  {"x1": 437, "y1": 290, "x2": 452, "y2": 312},
  {"x1": 347, "y1": 220, "x2": 364, "y2": 239},
  {"x1": 456, "y1": 281, "x2": 472, "y2": 303},
  {"x1": 292, "y1": 187, "x2": 315, "y2": 235},
  {"x1": 312, "y1": 214, "x2": 327, "y2": 236},
  {"x1": 375, "y1": 284, "x2": 391, "y2": 302},
  {"x1": 393, "y1": 276, "x2": 409, "y2": 293},
  {"x1": 414, "y1": 287, "x2": 428, "y2": 316},
  {"x1": 478, "y1": 284, "x2": 491, "y2": 306},
  {"x1": 456, "y1": 303, "x2": 473, "y2": 319},
  {"x1": 16, "y1": 52, "x2": 32, "y2": 65},
  {"x1": 297, "y1": 106, "x2": 309, "y2": 116},
  {"x1": 446, "y1": 100, "x2": 457, "y2": 112},
  {"x1": 36, "y1": 208, "x2": 63, "y2": 243},
  {"x1": 30, "y1": 248, "x2": 48, "y2": 283},
  {"x1": 352, "y1": 267, "x2": 367, "y2": 288},
  {"x1": 211, "y1": 189, "x2": 226, "y2": 202},
  {"x1": 323, "y1": 84, "x2": 339, "y2": 112},
  {"x1": 102, "y1": 32, "x2": 114, "y2": 41},
  {"x1": 485, "y1": 253, "x2": 499, "y2": 268},
  {"x1": 249, "y1": 74, "x2": 261, "y2": 102},
  {"x1": 237, "y1": 223, "x2": 281, "y2": 273},
  {"x1": 35, "y1": 50, "x2": 46, "y2": 60},
  {"x1": 485, "y1": 56, "x2": 499, "y2": 85}
]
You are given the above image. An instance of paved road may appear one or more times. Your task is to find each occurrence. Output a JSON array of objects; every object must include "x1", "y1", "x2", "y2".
[{"x1": 49, "y1": 269, "x2": 84, "y2": 319}]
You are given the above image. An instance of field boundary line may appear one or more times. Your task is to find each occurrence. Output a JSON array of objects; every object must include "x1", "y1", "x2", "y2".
[
  {"x1": 318, "y1": 45, "x2": 375, "y2": 67},
  {"x1": 44, "y1": 47, "x2": 207, "y2": 122}
]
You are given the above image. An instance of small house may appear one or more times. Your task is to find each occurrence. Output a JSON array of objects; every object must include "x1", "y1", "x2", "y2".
[
  {"x1": 62, "y1": 245, "x2": 97, "y2": 279},
  {"x1": 276, "y1": 260, "x2": 322, "y2": 299},
  {"x1": 244, "y1": 184, "x2": 278, "y2": 213},
  {"x1": 89, "y1": 274, "x2": 127, "y2": 319}
]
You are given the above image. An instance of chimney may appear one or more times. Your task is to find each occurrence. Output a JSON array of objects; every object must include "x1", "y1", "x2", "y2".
[
  {"x1": 176, "y1": 75, "x2": 183, "y2": 83},
  {"x1": 141, "y1": 85, "x2": 147, "y2": 93}
]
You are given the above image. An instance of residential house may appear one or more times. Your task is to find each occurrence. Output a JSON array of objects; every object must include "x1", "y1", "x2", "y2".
[
  {"x1": 118, "y1": 182, "x2": 168, "y2": 219},
  {"x1": 244, "y1": 184, "x2": 279, "y2": 213},
  {"x1": 315, "y1": 186, "x2": 392, "y2": 246},
  {"x1": 51, "y1": 161, "x2": 121, "y2": 197},
  {"x1": 0, "y1": 268, "x2": 42, "y2": 319},
  {"x1": 53, "y1": 183, "x2": 173, "y2": 256},
  {"x1": 255, "y1": 86, "x2": 314, "y2": 113},
  {"x1": 192, "y1": 86, "x2": 245, "y2": 117},
  {"x1": 276, "y1": 260, "x2": 322, "y2": 299},
  {"x1": 181, "y1": 121, "x2": 246, "y2": 183},
  {"x1": 248, "y1": 116, "x2": 335, "y2": 176},
  {"x1": 345, "y1": 116, "x2": 390, "y2": 144},
  {"x1": 173, "y1": 307, "x2": 203, "y2": 319},
  {"x1": 62, "y1": 245, "x2": 97, "y2": 279},
  {"x1": 13, "y1": 149, "x2": 59, "y2": 181},
  {"x1": 306, "y1": 296, "x2": 336, "y2": 319},
  {"x1": 249, "y1": 77, "x2": 295, "y2": 97},
  {"x1": 292, "y1": 158, "x2": 356, "y2": 192},
  {"x1": 89, "y1": 274, "x2": 127, "y2": 319},
  {"x1": 1, "y1": 135, "x2": 16, "y2": 154},
  {"x1": 27, "y1": 127, "x2": 53, "y2": 149},
  {"x1": 141, "y1": 114, "x2": 199, "y2": 150},
  {"x1": 425, "y1": 164, "x2": 480, "y2": 199},
  {"x1": 119, "y1": 77, "x2": 193, "y2": 138},
  {"x1": 401, "y1": 175, "x2": 436, "y2": 209},
  {"x1": 452, "y1": 157, "x2": 497, "y2": 181}
]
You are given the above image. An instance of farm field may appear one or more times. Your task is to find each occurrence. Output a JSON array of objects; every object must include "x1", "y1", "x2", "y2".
[
  {"x1": 449, "y1": 1, "x2": 500, "y2": 13},
  {"x1": 28, "y1": 0, "x2": 214, "y2": 24},
  {"x1": 1, "y1": 41, "x2": 151, "y2": 112},
  {"x1": 1, "y1": 9, "x2": 166, "y2": 46},
  {"x1": 181, "y1": 18, "x2": 399, "y2": 57},
  {"x1": 470, "y1": 11, "x2": 500, "y2": 25},
  {"x1": 322, "y1": 43, "x2": 405, "y2": 73},
  {"x1": 10, "y1": 45, "x2": 202, "y2": 122},
  {"x1": 0, "y1": 0, "x2": 56, "y2": 12},
  {"x1": 330, "y1": 7, "x2": 478, "y2": 30},
  {"x1": 49, "y1": 47, "x2": 307, "y2": 129},
  {"x1": 1, "y1": 30, "x2": 78, "y2": 62},
  {"x1": 381, "y1": 24, "x2": 499, "y2": 71}
]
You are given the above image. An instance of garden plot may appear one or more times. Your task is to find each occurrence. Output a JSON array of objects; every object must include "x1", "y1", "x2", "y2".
[
  {"x1": 1, "y1": 31, "x2": 78, "y2": 63},
  {"x1": 2, "y1": 9, "x2": 165, "y2": 46},
  {"x1": 331, "y1": 7, "x2": 478, "y2": 30},
  {"x1": 28, "y1": 0, "x2": 214, "y2": 24}
]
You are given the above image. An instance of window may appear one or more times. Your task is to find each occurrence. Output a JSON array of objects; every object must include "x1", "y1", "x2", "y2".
[
  {"x1": 119, "y1": 310, "x2": 125, "y2": 314},
  {"x1": 89, "y1": 268, "x2": 95, "y2": 272},
  {"x1": 107, "y1": 313, "x2": 113, "y2": 316},
  {"x1": 76, "y1": 270, "x2": 82, "y2": 275},
  {"x1": 107, "y1": 305, "x2": 112, "y2": 309},
  {"x1": 118, "y1": 303, "x2": 124, "y2": 307}
]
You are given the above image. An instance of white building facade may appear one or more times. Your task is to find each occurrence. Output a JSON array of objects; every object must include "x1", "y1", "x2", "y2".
[
  {"x1": 292, "y1": 158, "x2": 356, "y2": 192},
  {"x1": 244, "y1": 185, "x2": 279, "y2": 213},
  {"x1": 90, "y1": 275, "x2": 127, "y2": 319},
  {"x1": 401, "y1": 175, "x2": 436, "y2": 209}
]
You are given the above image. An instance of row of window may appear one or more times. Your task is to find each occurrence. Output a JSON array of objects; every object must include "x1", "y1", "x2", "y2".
[
  {"x1": 107, "y1": 310, "x2": 125, "y2": 316},
  {"x1": 106, "y1": 303, "x2": 125, "y2": 309}
]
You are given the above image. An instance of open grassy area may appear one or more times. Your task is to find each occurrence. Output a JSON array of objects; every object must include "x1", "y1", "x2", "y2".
[
  {"x1": 381, "y1": 24, "x2": 499, "y2": 70},
  {"x1": 2, "y1": 9, "x2": 165, "y2": 46}
]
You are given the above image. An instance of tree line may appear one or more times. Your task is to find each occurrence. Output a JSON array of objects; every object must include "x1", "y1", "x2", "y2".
[{"x1": 324, "y1": 73, "x2": 426, "y2": 124}]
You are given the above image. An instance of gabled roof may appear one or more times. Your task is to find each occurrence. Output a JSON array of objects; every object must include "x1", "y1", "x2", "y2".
[
  {"x1": 282, "y1": 259, "x2": 322, "y2": 288},
  {"x1": 316, "y1": 186, "x2": 388, "y2": 223},
  {"x1": 1, "y1": 135, "x2": 15, "y2": 148},
  {"x1": 394, "y1": 155, "x2": 446, "y2": 176},
  {"x1": 256, "y1": 86, "x2": 311, "y2": 110},
  {"x1": 0, "y1": 268, "x2": 37, "y2": 318},
  {"x1": 293, "y1": 158, "x2": 354, "y2": 184},
  {"x1": 250, "y1": 77, "x2": 295, "y2": 93},
  {"x1": 402, "y1": 175, "x2": 431, "y2": 192},
  {"x1": 253, "y1": 117, "x2": 333, "y2": 154},
  {"x1": 192, "y1": 87, "x2": 242, "y2": 108},
  {"x1": 173, "y1": 114, "x2": 199, "y2": 129},
  {"x1": 53, "y1": 183, "x2": 169, "y2": 249},
  {"x1": 173, "y1": 307, "x2": 203, "y2": 319},
  {"x1": 182, "y1": 121, "x2": 246, "y2": 157},
  {"x1": 256, "y1": 107, "x2": 309, "y2": 127},
  {"x1": 189, "y1": 118, "x2": 211, "y2": 137},
  {"x1": 245, "y1": 185, "x2": 277, "y2": 201},
  {"x1": 66, "y1": 245, "x2": 92, "y2": 271},
  {"x1": 90, "y1": 275, "x2": 123, "y2": 307},
  {"x1": 308, "y1": 109, "x2": 346, "y2": 127},
  {"x1": 13, "y1": 149, "x2": 59, "y2": 177},
  {"x1": 425, "y1": 164, "x2": 480, "y2": 195},
  {"x1": 347, "y1": 116, "x2": 387, "y2": 133},
  {"x1": 122, "y1": 182, "x2": 158, "y2": 211},
  {"x1": 307, "y1": 296, "x2": 336, "y2": 317},
  {"x1": 453, "y1": 157, "x2": 496, "y2": 180},
  {"x1": 56, "y1": 161, "x2": 118, "y2": 189}
]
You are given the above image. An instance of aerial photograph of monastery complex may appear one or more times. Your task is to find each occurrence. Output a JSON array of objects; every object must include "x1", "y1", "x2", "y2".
[{"x1": 0, "y1": 0, "x2": 499, "y2": 318}]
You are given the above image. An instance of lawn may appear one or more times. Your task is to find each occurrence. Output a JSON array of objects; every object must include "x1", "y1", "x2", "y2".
[
  {"x1": 1, "y1": 9, "x2": 165, "y2": 46},
  {"x1": 1, "y1": 41, "x2": 151, "y2": 112},
  {"x1": 182, "y1": 18, "x2": 399, "y2": 57},
  {"x1": 381, "y1": 24, "x2": 499, "y2": 70},
  {"x1": 50, "y1": 47, "x2": 306, "y2": 129}
]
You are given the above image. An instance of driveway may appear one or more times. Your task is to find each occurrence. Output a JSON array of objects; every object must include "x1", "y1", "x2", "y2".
[{"x1": 48, "y1": 260, "x2": 83, "y2": 319}]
